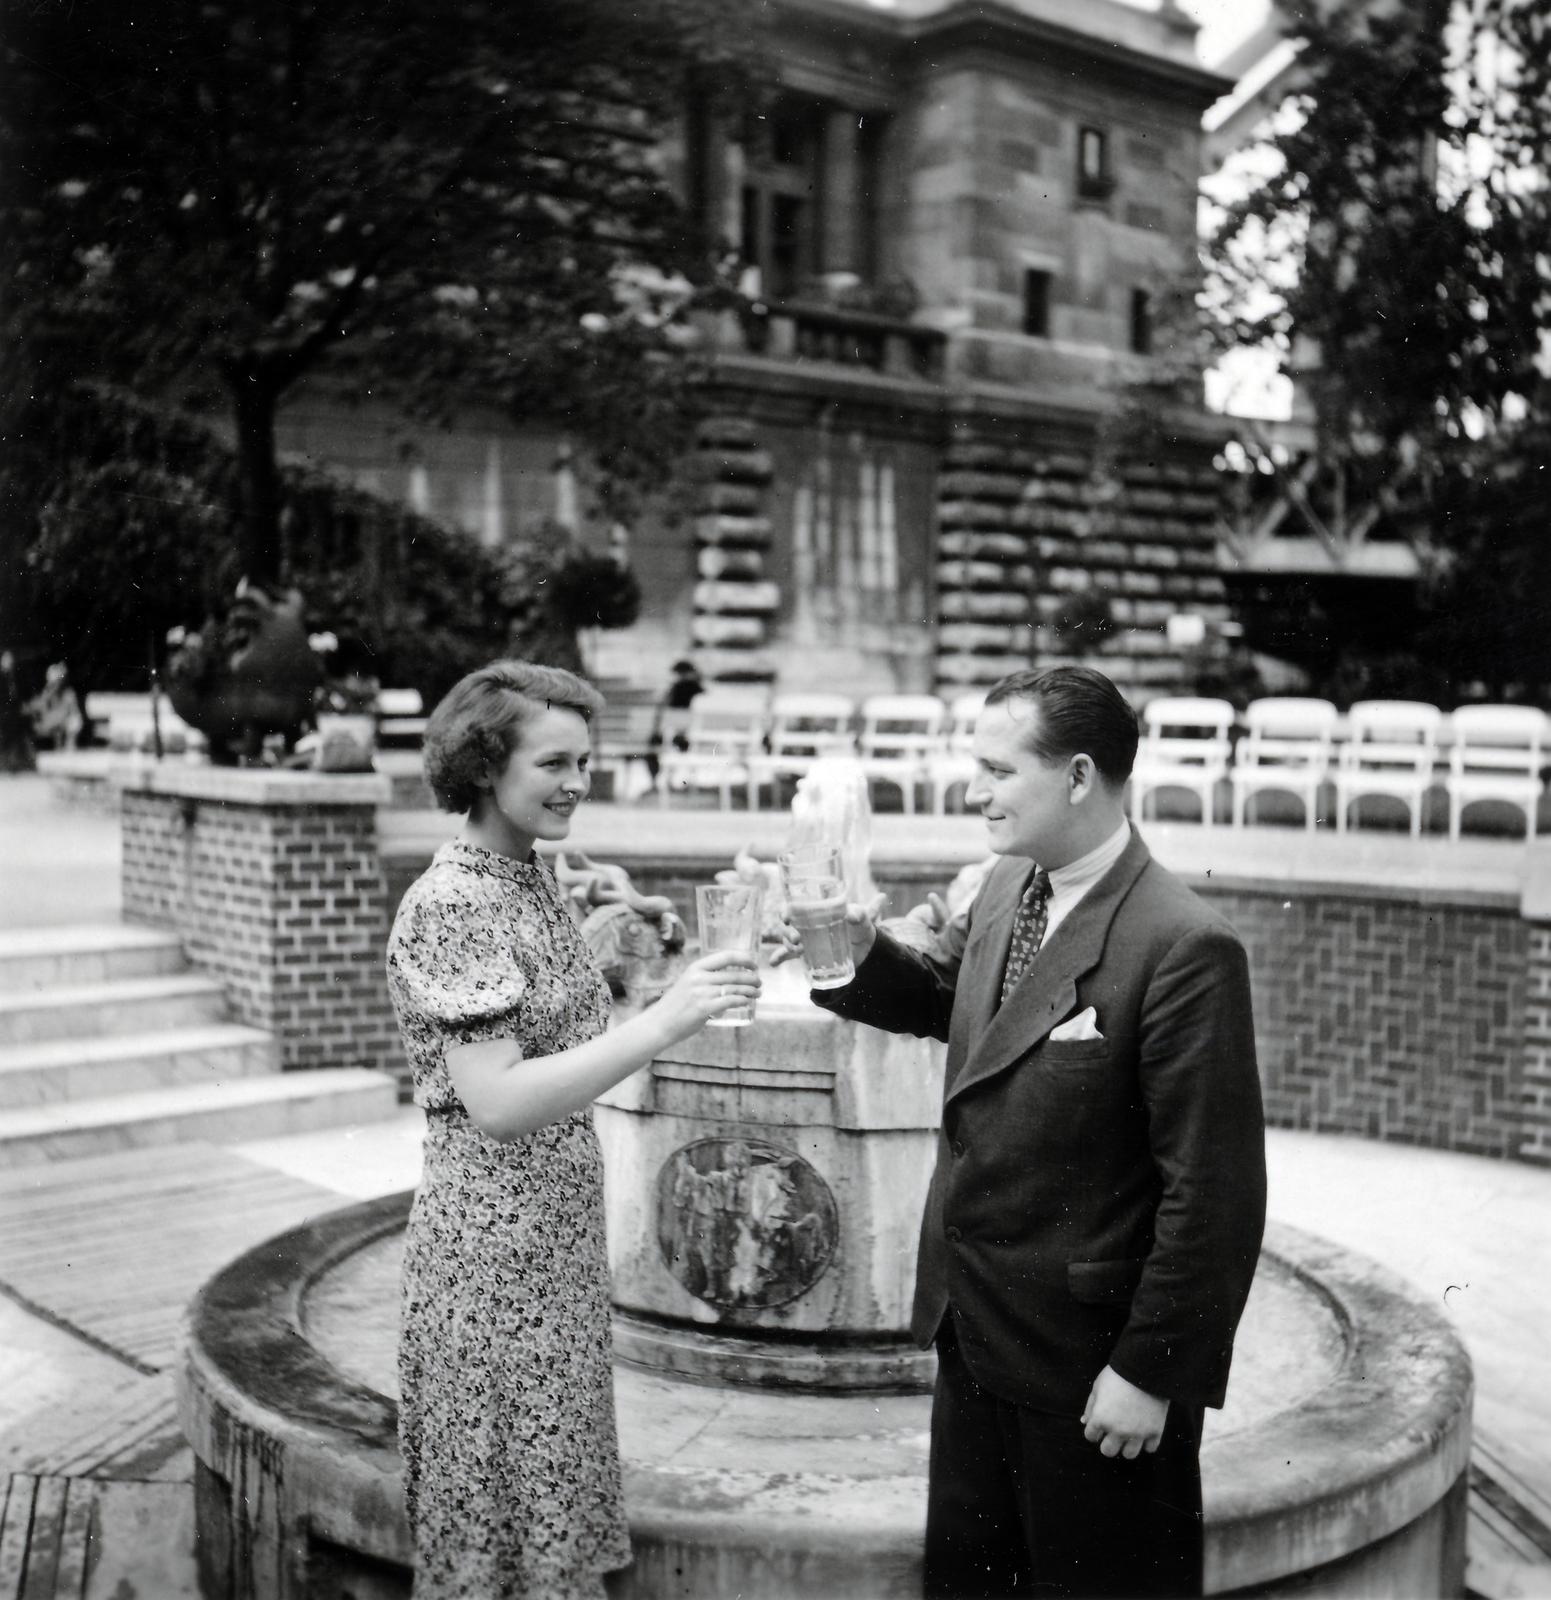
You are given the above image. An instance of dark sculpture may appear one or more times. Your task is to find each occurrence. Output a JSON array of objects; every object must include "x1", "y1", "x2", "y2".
[{"x1": 166, "y1": 583, "x2": 323, "y2": 764}]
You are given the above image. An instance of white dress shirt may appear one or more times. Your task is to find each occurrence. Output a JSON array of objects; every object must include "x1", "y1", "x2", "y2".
[{"x1": 1039, "y1": 819, "x2": 1131, "y2": 945}]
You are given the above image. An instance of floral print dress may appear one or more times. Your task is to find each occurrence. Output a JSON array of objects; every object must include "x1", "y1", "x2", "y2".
[{"x1": 386, "y1": 840, "x2": 632, "y2": 1599}]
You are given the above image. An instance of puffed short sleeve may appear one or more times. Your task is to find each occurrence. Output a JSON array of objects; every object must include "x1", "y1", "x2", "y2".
[{"x1": 387, "y1": 884, "x2": 528, "y2": 1049}]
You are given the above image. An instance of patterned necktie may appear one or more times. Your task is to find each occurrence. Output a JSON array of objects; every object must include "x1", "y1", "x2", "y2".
[{"x1": 1000, "y1": 868, "x2": 1053, "y2": 1006}]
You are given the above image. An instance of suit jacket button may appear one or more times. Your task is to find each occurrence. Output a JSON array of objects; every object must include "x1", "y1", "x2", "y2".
[
  {"x1": 952, "y1": 1140, "x2": 965, "y2": 1158},
  {"x1": 945, "y1": 1225, "x2": 963, "y2": 1243}
]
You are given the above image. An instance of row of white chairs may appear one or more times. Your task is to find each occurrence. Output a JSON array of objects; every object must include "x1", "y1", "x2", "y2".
[
  {"x1": 649, "y1": 689, "x2": 1550, "y2": 837},
  {"x1": 652, "y1": 690, "x2": 984, "y2": 814},
  {"x1": 1131, "y1": 697, "x2": 1549, "y2": 839}
]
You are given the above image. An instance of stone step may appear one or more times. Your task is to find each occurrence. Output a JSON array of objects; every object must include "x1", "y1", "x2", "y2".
[
  {"x1": 0, "y1": 1069, "x2": 400, "y2": 1168},
  {"x1": 0, "y1": 974, "x2": 229, "y2": 1048},
  {"x1": 0, "y1": 924, "x2": 186, "y2": 993},
  {"x1": 0, "y1": 1024, "x2": 278, "y2": 1110}
]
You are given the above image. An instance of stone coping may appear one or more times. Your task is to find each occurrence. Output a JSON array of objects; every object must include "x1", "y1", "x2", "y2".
[
  {"x1": 177, "y1": 1196, "x2": 1471, "y2": 1595},
  {"x1": 377, "y1": 805, "x2": 1536, "y2": 913},
  {"x1": 121, "y1": 765, "x2": 393, "y2": 807}
]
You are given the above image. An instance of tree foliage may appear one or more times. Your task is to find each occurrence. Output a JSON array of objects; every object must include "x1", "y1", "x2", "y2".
[
  {"x1": 9, "y1": 383, "x2": 514, "y2": 703},
  {"x1": 1204, "y1": 0, "x2": 1551, "y2": 700},
  {"x1": 1209, "y1": 1, "x2": 1550, "y2": 461},
  {"x1": 2, "y1": 0, "x2": 753, "y2": 581}
]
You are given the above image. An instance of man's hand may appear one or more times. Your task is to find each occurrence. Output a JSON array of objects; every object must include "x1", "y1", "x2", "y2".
[
  {"x1": 770, "y1": 892, "x2": 885, "y2": 969},
  {"x1": 1081, "y1": 1367, "x2": 1169, "y2": 1460}
]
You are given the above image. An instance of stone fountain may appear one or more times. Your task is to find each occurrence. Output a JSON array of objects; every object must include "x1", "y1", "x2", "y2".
[{"x1": 177, "y1": 765, "x2": 1472, "y2": 1598}]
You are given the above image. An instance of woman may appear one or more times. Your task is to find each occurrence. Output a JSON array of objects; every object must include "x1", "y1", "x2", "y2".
[{"x1": 386, "y1": 660, "x2": 760, "y2": 1598}]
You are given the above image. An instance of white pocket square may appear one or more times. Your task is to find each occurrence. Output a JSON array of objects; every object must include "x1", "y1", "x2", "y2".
[{"x1": 1049, "y1": 1006, "x2": 1103, "y2": 1042}]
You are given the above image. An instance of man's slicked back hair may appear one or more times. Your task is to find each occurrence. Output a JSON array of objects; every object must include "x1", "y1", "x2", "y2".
[
  {"x1": 983, "y1": 665, "x2": 1139, "y2": 786},
  {"x1": 422, "y1": 659, "x2": 604, "y2": 814}
]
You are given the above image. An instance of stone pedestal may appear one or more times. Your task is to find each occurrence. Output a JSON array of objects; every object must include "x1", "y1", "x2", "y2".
[
  {"x1": 119, "y1": 767, "x2": 403, "y2": 1079},
  {"x1": 596, "y1": 993, "x2": 945, "y2": 1389}
]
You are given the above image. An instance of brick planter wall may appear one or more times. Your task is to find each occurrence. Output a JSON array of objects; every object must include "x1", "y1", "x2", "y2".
[
  {"x1": 375, "y1": 819, "x2": 1551, "y2": 1169},
  {"x1": 121, "y1": 769, "x2": 404, "y2": 1082},
  {"x1": 1201, "y1": 886, "x2": 1529, "y2": 1159},
  {"x1": 1519, "y1": 872, "x2": 1551, "y2": 1163}
]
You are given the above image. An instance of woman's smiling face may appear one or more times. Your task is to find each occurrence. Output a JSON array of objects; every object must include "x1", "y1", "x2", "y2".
[{"x1": 480, "y1": 705, "x2": 592, "y2": 855}]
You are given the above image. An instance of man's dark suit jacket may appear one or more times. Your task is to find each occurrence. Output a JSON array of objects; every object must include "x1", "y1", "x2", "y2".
[{"x1": 813, "y1": 827, "x2": 1266, "y2": 1418}]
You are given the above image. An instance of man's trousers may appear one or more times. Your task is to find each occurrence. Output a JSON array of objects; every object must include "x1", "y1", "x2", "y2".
[{"x1": 924, "y1": 1326, "x2": 1205, "y2": 1599}]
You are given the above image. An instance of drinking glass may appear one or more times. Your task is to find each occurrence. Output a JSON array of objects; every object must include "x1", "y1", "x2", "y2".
[
  {"x1": 695, "y1": 884, "x2": 764, "y2": 1026},
  {"x1": 778, "y1": 846, "x2": 854, "y2": 990}
]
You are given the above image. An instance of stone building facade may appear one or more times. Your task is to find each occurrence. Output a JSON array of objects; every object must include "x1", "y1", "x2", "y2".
[{"x1": 278, "y1": 0, "x2": 1232, "y2": 700}]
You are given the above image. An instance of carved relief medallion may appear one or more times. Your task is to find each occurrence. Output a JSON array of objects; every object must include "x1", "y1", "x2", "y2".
[{"x1": 656, "y1": 1137, "x2": 838, "y2": 1311}]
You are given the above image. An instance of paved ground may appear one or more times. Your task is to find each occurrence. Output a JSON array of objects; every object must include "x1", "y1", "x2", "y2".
[
  {"x1": 4, "y1": 769, "x2": 1551, "y2": 1597},
  {"x1": 0, "y1": 776, "x2": 119, "y2": 930}
]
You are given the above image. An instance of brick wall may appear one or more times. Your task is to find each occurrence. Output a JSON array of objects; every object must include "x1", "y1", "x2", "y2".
[
  {"x1": 1203, "y1": 887, "x2": 1530, "y2": 1161},
  {"x1": 122, "y1": 777, "x2": 404, "y2": 1083},
  {"x1": 1521, "y1": 926, "x2": 1551, "y2": 1164},
  {"x1": 375, "y1": 832, "x2": 1551, "y2": 1169}
]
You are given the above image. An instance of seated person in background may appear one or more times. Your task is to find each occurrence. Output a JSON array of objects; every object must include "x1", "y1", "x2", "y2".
[
  {"x1": 26, "y1": 662, "x2": 84, "y2": 750},
  {"x1": 649, "y1": 659, "x2": 704, "y2": 776},
  {"x1": 664, "y1": 658, "x2": 703, "y2": 712}
]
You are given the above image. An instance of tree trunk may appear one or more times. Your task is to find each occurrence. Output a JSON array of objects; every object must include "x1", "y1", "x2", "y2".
[{"x1": 233, "y1": 378, "x2": 283, "y2": 586}]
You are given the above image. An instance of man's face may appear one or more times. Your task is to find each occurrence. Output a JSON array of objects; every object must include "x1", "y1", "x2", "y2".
[{"x1": 965, "y1": 698, "x2": 1079, "y2": 863}]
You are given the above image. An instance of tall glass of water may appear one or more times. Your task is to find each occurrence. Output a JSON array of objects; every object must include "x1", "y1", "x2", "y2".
[
  {"x1": 778, "y1": 846, "x2": 854, "y2": 990},
  {"x1": 695, "y1": 884, "x2": 764, "y2": 1026}
]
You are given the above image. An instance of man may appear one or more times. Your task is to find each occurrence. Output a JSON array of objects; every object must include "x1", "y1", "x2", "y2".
[{"x1": 805, "y1": 665, "x2": 1266, "y2": 1599}]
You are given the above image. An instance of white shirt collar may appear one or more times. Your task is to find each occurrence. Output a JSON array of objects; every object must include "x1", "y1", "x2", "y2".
[{"x1": 1046, "y1": 819, "x2": 1131, "y2": 902}]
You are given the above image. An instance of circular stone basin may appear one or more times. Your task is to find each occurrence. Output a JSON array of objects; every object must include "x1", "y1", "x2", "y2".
[
  {"x1": 178, "y1": 1200, "x2": 1471, "y2": 1600},
  {"x1": 304, "y1": 1228, "x2": 1345, "y2": 1431}
]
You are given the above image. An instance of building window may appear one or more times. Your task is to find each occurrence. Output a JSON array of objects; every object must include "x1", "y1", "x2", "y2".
[
  {"x1": 1130, "y1": 288, "x2": 1153, "y2": 355},
  {"x1": 1023, "y1": 270, "x2": 1051, "y2": 338},
  {"x1": 1077, "y1": 127, "x2": 1115, "y2": 200},
  {"x1": 740, "y1": 100, "x2": 822, "y2": 301}
]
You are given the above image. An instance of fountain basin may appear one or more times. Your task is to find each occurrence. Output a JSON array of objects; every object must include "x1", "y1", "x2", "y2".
[{"x1": 177, "y1": 1199, "x2": 1469, "y2": 1599}]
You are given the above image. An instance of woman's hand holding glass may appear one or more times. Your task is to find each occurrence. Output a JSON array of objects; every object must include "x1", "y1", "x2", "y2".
[{"x1": 649, "y1": 949, "x2": 762, "y2": 1039}]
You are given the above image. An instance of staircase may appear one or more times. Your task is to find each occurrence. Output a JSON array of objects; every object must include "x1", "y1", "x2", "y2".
[{"x1": 0, "y1": 925, "x2": 399, "y2": 1167}]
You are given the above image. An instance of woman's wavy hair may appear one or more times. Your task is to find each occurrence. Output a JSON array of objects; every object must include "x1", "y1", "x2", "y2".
[{"x1": 422, "y1": 660, "x2": 605, "y2": 814}]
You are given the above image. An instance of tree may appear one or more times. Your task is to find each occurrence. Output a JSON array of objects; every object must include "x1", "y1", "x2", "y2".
[
  {"x1": 2, "y1": 0, "x2": 751, "y2": 585},
  {"x1": 14, "y1": 382, "x2": 516, "y2": 705},
  {"x1": 1203, "y1": 0, "x2": 1551, "y2": 698}
]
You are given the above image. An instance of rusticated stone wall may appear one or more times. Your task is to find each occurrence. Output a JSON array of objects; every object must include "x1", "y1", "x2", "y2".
[
  {"x1": 690, "y1": 417, "x2": 778, "y2": 684},
  {"x1": 934, "y1": 433, "x2": 1228, "y2": 694}
]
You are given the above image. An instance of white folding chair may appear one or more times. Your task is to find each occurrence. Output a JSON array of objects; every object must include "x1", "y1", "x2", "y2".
[
  {"x1": 746, "y1": 693, "x2": 855, "y2": 810},
  {"x1": 656, "y1": 687, "x2": 770, "y2": 809},
  {"x1": 1230, "y1": 698, "x2": 1338, "y2": 831},
  {"x1": 1333, "y1": 701, "x2": 1442, "y2": 837},
  {"x1": 857, "y1": 694, "x2": 947, "y2": 815},
  {"x1": 374, "y1": 688, "x2": 428, "y2": 749},
  {"x1": 1446, "y1": 705, "x2": 1547, "y2": 840},
  {"x1": 1127, "y1": 697, "x2": 1235, "y2": 826},
  {"x1": 591, "y1": 691, "x2": 661, "y2": 805},
  {"x1": 929, "y1": 691, "x2": 987, "y2": 815}
]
